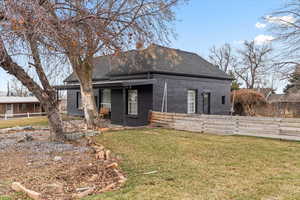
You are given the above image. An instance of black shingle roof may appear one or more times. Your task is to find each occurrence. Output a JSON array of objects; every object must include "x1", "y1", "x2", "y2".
[{"x1": 64, "y1": 44, "x2": 232, "y2": 82}]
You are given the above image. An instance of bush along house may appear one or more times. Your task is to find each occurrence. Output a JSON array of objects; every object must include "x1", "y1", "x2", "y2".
[{"x1": 58, "y1": 44, "x2": 233, "y2": 126}]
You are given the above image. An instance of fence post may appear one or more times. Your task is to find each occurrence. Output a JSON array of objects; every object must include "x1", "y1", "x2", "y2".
[
  {"x1": 171, "y1": 112, "x2": 175, "y2": 129},
  {"x1": 277, "y1": 119, "x2": 282, "y2": 135},
  {"x1": 27, "y1": 112, "x2": 30, "y2": 118},
  {"x1": 234, "y1": 118, "x2": 239, "y2": 135},
  {"x1": 4, "y1": 114, "x2": 7, "y2": 120},
  {"x1": 202, "y1": 116, "x2": 206, "y2": 133}
]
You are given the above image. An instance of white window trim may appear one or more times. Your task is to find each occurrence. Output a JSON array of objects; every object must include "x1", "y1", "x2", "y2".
[
  {"x1": 128, "y1": 89, "x2": 138, "y2": 115},
  {"x1": 101, "y1": 89, "x2": 111, "y2": 110},
  {"x1": 187, "y1": 90, "x2": 196, "y2": 114}
]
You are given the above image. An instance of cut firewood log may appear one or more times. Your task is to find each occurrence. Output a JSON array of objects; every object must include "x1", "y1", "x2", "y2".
[
  {"x1": 98, "y1": 183, "x2": 116, "y2": 193},
  {"x1": 92, "y1": 145, "x2": 105, "y2": 152},
  {"x1": 106, "y1": 162, "x2": 118, "y2": 169},
  {"x1": 72, "y1": 187, "x2": 95, "y2": 199},
  {"x1": 95, "y1": 150, "x2": 105, "y2": 160},
  {"x1": 113, "y1": 169, "x2": 127, "y2": 184},
  {"x1": 88, "y1": 174, "x2": 98, "y2": 182},
  {"x1": 11, "y1": 182, "x2": 42, "y2": 200},
  {"x1": 105, "y1": 150, "x2": 111, "y2": 160}
]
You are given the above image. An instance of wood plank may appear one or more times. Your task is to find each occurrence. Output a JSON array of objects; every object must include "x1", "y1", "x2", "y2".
[{"x1": 238, "y1": 128, "x2": 276, "y2": 135}]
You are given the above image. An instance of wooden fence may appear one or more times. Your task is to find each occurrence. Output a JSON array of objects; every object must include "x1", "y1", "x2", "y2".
[{"x1": 150, "y1": 111, "x2": 300, "y2": 137}]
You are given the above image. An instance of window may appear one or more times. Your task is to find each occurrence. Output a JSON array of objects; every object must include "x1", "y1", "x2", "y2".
[
  {"x1": 76, "y1": 92, "x2": 83, "y2": 110},
  {"x1": 203, "y1": 92, "x2": 211, "y2": 114},
  {"x1": 19, "y1": 104, "x2": 23, "y2": 111},
  {"x1": 222, "y1": 96, "x2": 226, "y2": 105},
  {"x1": 22, "y1": 103, "x2": 27, "y2": 110},
  {"x1": 19, "y1": 103, "x2": 27, "y2": 112},
  {"x1": 94, "y1": 96, "x2": 98, "y2": 108},
  {"x1": 128, "y1": 89, "x2": 138, "y2": 115},
  {"x1": 101, "y1": 89, "x2": 111, "y2": 110},
  {"x1": 187, "y1": 90, "x2": 197, "y2": 114}
]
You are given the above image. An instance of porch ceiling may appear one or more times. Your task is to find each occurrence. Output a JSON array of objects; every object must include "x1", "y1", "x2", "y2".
[{"x1": 54, "y1": 79, "x2": 156, "y2": 90}]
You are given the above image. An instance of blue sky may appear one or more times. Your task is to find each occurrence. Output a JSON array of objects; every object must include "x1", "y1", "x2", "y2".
[
  {"x1": 0, "y1": 0, "x2": 286, "y2": 92},
  {"x1": 171, "y1": 0, "x2": 284, "y2": 55}
]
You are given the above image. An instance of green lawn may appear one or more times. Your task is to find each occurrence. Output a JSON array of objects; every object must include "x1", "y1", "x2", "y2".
[
  {"x1": 0, "y1": 117, "x2": 48, "y2": 129},
  {"x1": 2, "y1": 128, "x2": 300, "y2": 200},
  {"x1": 86, "y1": 128, "x2": 300, "y2": 200},
  {"x1": 0, "y1": 115, "x2": 82, "y2": 129}
]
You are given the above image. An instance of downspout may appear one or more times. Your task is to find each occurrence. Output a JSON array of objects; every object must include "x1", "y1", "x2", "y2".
[{"x1": 161, "y1": 81, "x2": 168, "y2": 112}]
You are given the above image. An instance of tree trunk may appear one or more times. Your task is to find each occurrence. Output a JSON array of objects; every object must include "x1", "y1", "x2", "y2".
[
  {"x1": 73, "y1": 60, "x2": 98, "y2": 129},
  {"x1": 45, "y1": 101, "x2": 65, "y2": 141},
  {"x1": 0, "y1": 39, "x2": 65, "y2": 141}
]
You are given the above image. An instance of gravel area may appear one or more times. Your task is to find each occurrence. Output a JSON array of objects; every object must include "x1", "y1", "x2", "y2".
[{"x1": 0, "y1": 126, "x2": 122, "y2": 199}]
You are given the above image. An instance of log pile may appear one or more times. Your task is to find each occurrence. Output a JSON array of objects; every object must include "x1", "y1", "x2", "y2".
[{"x1": 11, "y1": 138, "x2": 126, "y2": 200}]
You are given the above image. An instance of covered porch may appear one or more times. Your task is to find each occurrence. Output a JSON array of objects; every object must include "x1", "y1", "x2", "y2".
[{"x1": 55, "y1": 79, "x2": 155, "y2": 126}]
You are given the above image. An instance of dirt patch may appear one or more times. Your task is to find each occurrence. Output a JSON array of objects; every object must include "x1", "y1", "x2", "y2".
[{"x1": 0, "y1": 128, "x2": 124, "y2": 199}]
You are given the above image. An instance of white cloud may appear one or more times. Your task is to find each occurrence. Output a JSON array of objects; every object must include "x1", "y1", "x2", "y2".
[
  {"x1": 255, "y1": 22, "x2": 266, "y2": 29},
  {"x1": 266, "y1": 15, "x2": 296, "y2": 26},
  {"x1": 233, "y1": 40, "x2": 245, "y2": 45},
  {"x1": 254, "y1": 35, "x2": 274, "y2": 45}
]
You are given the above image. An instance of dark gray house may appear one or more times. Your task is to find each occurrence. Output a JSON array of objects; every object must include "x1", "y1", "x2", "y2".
[{"x1": 61, "y1": 44, "x2": 232, "y2": 126}]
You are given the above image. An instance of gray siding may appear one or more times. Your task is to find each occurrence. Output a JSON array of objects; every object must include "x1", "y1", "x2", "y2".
[
  {"x1": 111, "y1": 85, "x2": 153, "y2": 126},
  {"x1": 152, "y1": 74, "x2": 231, "y2": 115},
  {"x1": 66, "y1": 74, "x2": 231, "y2": 126},
  {"x1": 67, "y1": 88, "x2": 100, "y2": 116}
]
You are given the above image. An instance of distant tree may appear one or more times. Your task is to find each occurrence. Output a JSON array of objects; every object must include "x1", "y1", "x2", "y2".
[
  {"x1": 283, "y1": 65, "x2": 300, "y2": 94},
  {"x1": 267, "y1": 1, "x2": 300, "y2": 76},
  {"x1": 233, "y1": 41, "x2": 273, "y2": 89},
  {"x1": 231, "y1": 81, "x2": 241, "y2": 91},
  {"x1": 228, "y1": 71, "x2": 241, "y2": 91},
  {"x1": 9, "y1": 77, "x2": 31, "y2": 97},
  {"x1": 208, "y1": 43, "x2": 237, "y2": 73}
]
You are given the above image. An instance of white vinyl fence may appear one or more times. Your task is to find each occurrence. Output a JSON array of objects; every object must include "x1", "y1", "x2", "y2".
[{"x1": 0, "y1": 112, "x2": 47, "y2": 120}]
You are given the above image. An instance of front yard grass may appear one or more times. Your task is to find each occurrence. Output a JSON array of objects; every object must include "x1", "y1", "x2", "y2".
[
  {"x1": 87, "y1": 128, "x2": 300, "y2": 200},
  {"x1": 0, "y1": 117, "x2": 48, "y2": 129},
  {"x1": 0, "y1": 115, "x2": 82, "y2": 129}
]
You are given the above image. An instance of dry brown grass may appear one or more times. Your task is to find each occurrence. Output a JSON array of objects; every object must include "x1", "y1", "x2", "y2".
[{"x1": 0, "y1": 117, "x2": 48, "y2": 129}]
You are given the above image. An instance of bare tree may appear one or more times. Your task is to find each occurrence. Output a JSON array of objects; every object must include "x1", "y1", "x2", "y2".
[
  {"x1": 32, "y1": 0, "x2": 186, "y2": 128},
  {"x1": 9, "y1": 77, "x2": 31, "y2": 97},
  {"x1": 266, "y1": 0, "x2": 300, "y2": 75},
  {"x1": 0, "y1": 1, "x2": 65, "y2": 141},
  {"x1": 208, "y1": 43, "x2": 237, "y2": 73},
  {"x1": 233, "y1": 41, "x2": 273, "y2": 89}
]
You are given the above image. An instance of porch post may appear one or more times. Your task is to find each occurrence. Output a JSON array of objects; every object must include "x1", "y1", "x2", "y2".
[{"x1": 122, "y1": 87, "x2": 127, "y2": 126}]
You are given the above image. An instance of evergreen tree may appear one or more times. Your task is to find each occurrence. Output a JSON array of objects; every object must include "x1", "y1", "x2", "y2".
[
  {"x1": 229, "y1": 71, "x2": 241, "y2": 91},
  {"x1": 284, "y1": 66, "x2": 300, "y2": 94}
]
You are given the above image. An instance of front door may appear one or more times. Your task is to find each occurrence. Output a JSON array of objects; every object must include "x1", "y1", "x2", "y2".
[
  {"x1": 6, "y1": 104, "x2": 13, "y2": 116},
  {"x1": 203, "y1": 93, "x2": 211, "y2": 114}
]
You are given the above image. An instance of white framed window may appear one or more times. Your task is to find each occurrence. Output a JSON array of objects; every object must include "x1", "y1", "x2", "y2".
[
  {"x1": 101, "y1": 89, "x2": 111, "y2": 110},
  {"x1": 187, "y1": 90, "x2": 196, "y2": 114},
  {"x1": 128, "y1": 89, "x2": 138, "y2": 115}
]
